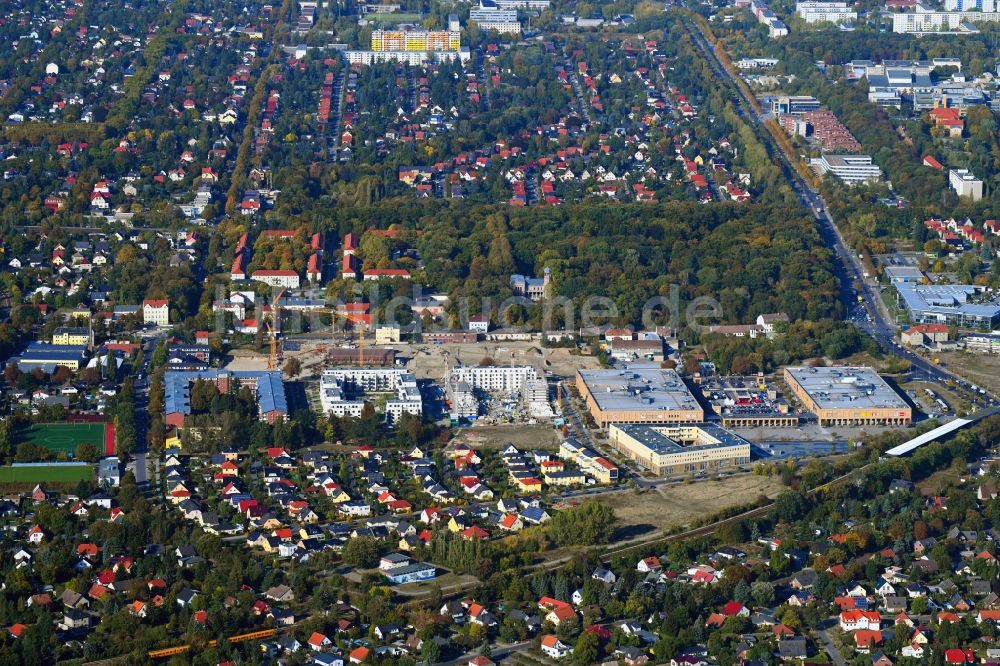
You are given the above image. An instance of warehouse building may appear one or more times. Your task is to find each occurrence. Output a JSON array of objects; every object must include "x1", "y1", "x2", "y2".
[
  {"x1": 782, "y1": 366, "x2": 911, "y2": 426},
  {"x1": 575, "y1": 366, "x2": 703, "y2": 426},
  {"x1": 608, "y1": 423, "x2": 751, "y2": 476}
]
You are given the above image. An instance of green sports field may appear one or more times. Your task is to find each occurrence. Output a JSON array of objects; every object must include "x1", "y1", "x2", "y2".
[
  {"x1": 19, "y1": 423, "x2": 106, "y2": 456},
  {"x1": 0, "y1": 466, "x2": 92, "y2": 484}
]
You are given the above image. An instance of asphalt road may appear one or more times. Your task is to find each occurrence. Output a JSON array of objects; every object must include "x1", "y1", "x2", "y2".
[
  {"x1": 816, "y1": 624, "x2": 848, "y2": 666},
  {"x1": 438, "y1": 640, "x2": 533, "y2": 666},
  {"x1": 129, "y1": 332, "x2": 165, "y2": 493},
  {"x1": 682, "y1": 16, "x2": 997, "y2": 405}
]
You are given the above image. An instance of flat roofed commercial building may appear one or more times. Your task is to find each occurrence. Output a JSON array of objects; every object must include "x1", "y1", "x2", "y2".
[
  {"x1": 770, "y1": 95, "x2": 821, "y2": 115},
  {"x1": 782, "y1": 366, "x2": 911, "y2": 426},
  {"x1": 896, "y1": 283, "x2": 1000, "y2": 329},
  {"x1": 576, "y1": 366, "x2": 703, "y2": 426},
  {"x1": 810, "y1": 154, "x2": 882, "y2": 185},
  {"x1": 883, "y1": 266, "x2": 925, "y2": 284},
  {"x1": 608, "y1": 423, "x2": 751, "y2": 476}
]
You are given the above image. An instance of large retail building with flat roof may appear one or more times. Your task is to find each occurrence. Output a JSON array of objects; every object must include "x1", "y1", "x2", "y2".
[
  {"x1": 575, "y1": 366, "x2": 703, "y2": 426},
  {"x1": 782, "y1": 366, "x2": 911, "y2": 426}
]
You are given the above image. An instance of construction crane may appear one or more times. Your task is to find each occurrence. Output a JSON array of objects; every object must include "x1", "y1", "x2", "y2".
[
  {"x1": 267, "y1": 292, "x2": 370, "y2": 370},
  {"x1": 311, "y1": 306, "x2": 368, "y2": 365},
  {"x1": 266, "y1": 289, "x2": 287, "y2": 370}
]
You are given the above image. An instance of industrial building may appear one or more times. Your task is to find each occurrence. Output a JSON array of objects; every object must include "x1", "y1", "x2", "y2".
[
  {"x1": 782, "y1": 366, "x2": 911, "y2": 426},
  {"x1": 607, "y1": 423, "x2": 751, "y2": 476},
  {"x1": 608, "y1": 338, "x2": 665, "y2": 363},
  {"x1": 575, "y1": 366, "x2": 703, "y2": 426},
  {"x1": 326, "y1": 348, "x2": 396, "y2": 366}
]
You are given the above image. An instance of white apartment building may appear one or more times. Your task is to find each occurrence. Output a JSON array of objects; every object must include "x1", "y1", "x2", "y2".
[
  {"x1": 471, "y1": 17, "x2": 522, "y2": 33},
  {"x1": 319, "y1": 377, "x2": 365, "y2": 418},
  {"x1": 449, "y1": 365, "x2": 539, "y2": 393},
  {"x1": 811, "y1": 155, "x2": 882, "y2": 185},
  {"x1": 495, "y1": 0, "x2": 548, "y2": 7},
  {"x1": 470, "y1": 3, "x2": 522, "y2": 33},
  {"x1": 142, "y1": 300, "x2": 170, "y2": 326},
  {"x1": 795, "y1": 1, "x2": 857, "y2": 23},
  {"x1": 950, "y1": 168, "x2": 983, "y2": 201},
  {"x1": 319, "y1": 367, "x2": 423, "y2": 423},
  {"x1": 447, "y1": 378, "x2": 478, "y2": 419},
  {"x1": 250, "y1": 270, "x2": 301, "y2": 289},
  {"x1": 344, "y1": 49, "x2": 470, "y2": 65},
  {"x1": 891, "y1": 8, "x2": 1000, "y2": 33}
]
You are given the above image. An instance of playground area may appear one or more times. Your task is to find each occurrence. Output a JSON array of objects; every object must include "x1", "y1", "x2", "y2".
[{"x1": 17, "y1": 422, "x2": 113, "y2": 457}]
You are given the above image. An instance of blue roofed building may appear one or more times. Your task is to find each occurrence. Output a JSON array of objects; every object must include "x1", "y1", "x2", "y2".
[
  {"x1": 256, "y1": 371, "x2": 288, "y2": 424},
  {"x1": 164, "y1": 370, "x2": 288, "y2": 429},
  {"x1": 13, "y1": 342, "x2": 88, "y2": 372},
  {"x1": 383, "y1": 562, "x2": 437, "y2": 584}
]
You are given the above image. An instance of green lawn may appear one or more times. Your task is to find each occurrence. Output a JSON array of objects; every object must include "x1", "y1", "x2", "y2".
[
  {"x1": 0, "y1": 466, "x2": 93, "y2": 484},
  {"x1": 18, "y1": 422, "x2": 105, "y2": 455},
  {"x1": 368, "y1": 12, "x2": 422, "y2": 21}
]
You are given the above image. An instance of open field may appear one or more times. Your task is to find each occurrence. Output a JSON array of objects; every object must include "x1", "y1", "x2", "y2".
[
  {"x1": 599, "y1": 475, "x2": 785, "y2": 535},
  {"x1": 916, "y1": 466, "x2": 963, "y2": 496},
  {"x1": 401, "y1": 342, "x2": 602, "y2": 381},
  {"x1": 18, "y1": 422, "x2": 106, "y2": 456},
  {"x1": 395, "y1": 572, "x2": 479, "y2": 597},
  {"x1": 450, "y1": 423, "x2": 562, "y2": 450},
  {"x1": 935, "y1": 351, "x2": 1000, "y2": 396},
  {"x1": 0, "y1": 465, "x2": 93, "y2": 486}
]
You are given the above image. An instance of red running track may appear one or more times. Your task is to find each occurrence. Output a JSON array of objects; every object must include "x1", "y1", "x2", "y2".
[{"x1": 104, "y1": 423, "x2": 116, "y2": 457}]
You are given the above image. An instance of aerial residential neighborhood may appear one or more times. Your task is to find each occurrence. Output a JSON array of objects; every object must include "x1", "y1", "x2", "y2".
[{"x1": 1, "y1": 0, "x2": 1000, "y2": 664}]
